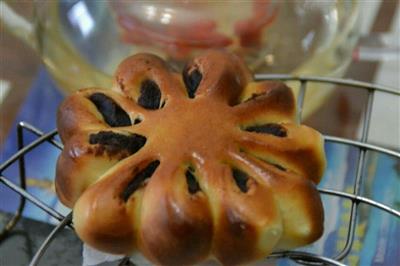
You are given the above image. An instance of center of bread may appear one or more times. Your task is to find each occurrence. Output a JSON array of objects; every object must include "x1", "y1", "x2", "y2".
[{"x1": 148, "y1": 97, "x2": 236, "y2": 156}]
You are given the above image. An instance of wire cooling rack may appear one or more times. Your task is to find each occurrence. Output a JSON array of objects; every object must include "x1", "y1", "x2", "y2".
[{"x1": 1, "y1": 75, "x2": 399, "y2": 266}]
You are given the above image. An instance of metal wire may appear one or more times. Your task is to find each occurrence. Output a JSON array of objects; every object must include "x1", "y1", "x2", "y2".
[
  {"x1": 0, "y1": 176, "x2": 65, "y2": 222},
  {"x1": 0, "y1": 129, "x2": 58, "y2": 172},
  {"x1": 0, "y1": 124, "x2": 26, "y2": 241},
  {"x1": 0, "y1": 124, "x2": 66, "y2": 241},
  {"x1": 28, "y1": 213, "x2": 73, "y2": 266},
  {"x1": 334, "y1": 88, "x2": 375, "y2": 261},
  {"x1": 254, "y1": 74, "x2": 400, "y2": 95},
  {"x1": 269, "y1": 251, "x2": 346, "y2": 266},
  {"x1": 0, "y1": 76, "x2": 399, "y2": 266},
  {"x1": 319, "y1": 188, "x2": 400, "y2": 217},
  {"x1": 18, "y1": 121, "x2": 63, "y2": 150},
  {"x1": 324, "y1": 135, "x2": 400, "y2": 158}
]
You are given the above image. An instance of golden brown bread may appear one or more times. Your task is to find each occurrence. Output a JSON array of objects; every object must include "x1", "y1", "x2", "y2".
[{"x1": 55, "y1": 50, "x2": 326, "y2": 265}]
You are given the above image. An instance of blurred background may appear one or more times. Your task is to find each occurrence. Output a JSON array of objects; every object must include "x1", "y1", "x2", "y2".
[{"x1": 0, "y1": 1, "x2": 399, "y2": 266}]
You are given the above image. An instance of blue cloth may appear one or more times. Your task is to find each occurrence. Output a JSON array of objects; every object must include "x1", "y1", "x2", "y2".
[{"x1": 1, "y1": 68, "x2": 64, "y2": 221}]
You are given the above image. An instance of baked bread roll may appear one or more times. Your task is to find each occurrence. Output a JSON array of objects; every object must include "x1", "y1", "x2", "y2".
[{"x1": 56, "y1": 50, "x2": 326, "y2": 265}]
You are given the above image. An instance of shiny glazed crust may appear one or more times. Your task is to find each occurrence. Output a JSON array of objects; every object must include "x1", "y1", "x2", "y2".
[{"x1": 56, "y1": 50, "x2": 326, "y2": 265}]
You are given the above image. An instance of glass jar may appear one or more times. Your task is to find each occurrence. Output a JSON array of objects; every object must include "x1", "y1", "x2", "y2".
[{"x1": 1, "y1": 0, "x2": 360, "y2": 117}]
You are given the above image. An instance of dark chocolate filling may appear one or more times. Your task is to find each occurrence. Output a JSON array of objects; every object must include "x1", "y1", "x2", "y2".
[
  {"x1": 160, "y1": 100, "x2": 166, "y2": 108},
  {"x1": 183, "y1": 66, "x2": 202, "y2": 99},
  {"x1": 138, "y1": 80, "x2": 161, "y2": 109},
  {"x1": 271, "y1": 163, "x2": 286, "y2": 171},
  {"x1": 121, "y1": 160, "x2": 160, "y2": 201},
  {"x1": 89, "y1": 93, "x2": 131, "y2": 127},
  {"x1": 245, "y1": 123, "x2": 287, "y2": 137},
  {"x1": 89, "y1": 131, "x2": 146, "y2": 155},
  {"x1": 185, "y1": 166, "x2": 201, "y2": 194},
  {"x1": 133, "y1": 117, "x2": 142, "y2": 125},
  {"x1": 232, "y1": 168, "x2": 249, "y2": 193}
]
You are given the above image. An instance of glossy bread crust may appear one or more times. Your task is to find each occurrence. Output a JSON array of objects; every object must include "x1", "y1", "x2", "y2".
[{"x1": 56, "y1": 50, "x2": 326, "y2": 265}]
